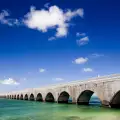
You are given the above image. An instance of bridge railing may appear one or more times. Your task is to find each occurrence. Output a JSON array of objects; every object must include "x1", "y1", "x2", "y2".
[{"x1": 34, "y1": 73, "x2": 120, "y2": 89}]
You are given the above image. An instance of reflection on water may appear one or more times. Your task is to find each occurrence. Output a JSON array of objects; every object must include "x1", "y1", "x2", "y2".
[{"x1": 0, "y1": 99, "x2": 120, "y2": 120}]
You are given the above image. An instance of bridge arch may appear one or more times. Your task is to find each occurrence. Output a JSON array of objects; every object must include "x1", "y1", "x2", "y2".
[
  {"x1": 36, "y1": 93, "x2": 43, "y2": 101},
  {"x1": 12, "y1": 95, "x2": 14, "y2": 99},
  {"x1": 58, "y1": 91, "x2": 70, "y2": 103},
  {"x1": 10, "y1": 95, "x2": 11, "y2": 99},
  {"x1": 110, "y1": 90, "x2": 120, "y2": 108},
  {"x1": 45, "y1": 92, "x2": 55, "y2": 102},
  {"x1": 14, "y1": 95, "x2": 16, "y2": 99},
  {"x1": 24, "y1": 94, "x2": 28, "y2": 100},
  {"x1": 20, "y1": 94, "x2": 23, "y2": 100},
  {"x1": 29, "y1": 93, "x2": 35, "y2": 101},
  {"x1": 77, "y1": 90, "x2": 101, "y2": 105},
  {"x1": 17, "y1": 95, "x2": 19, "y2": 100}
]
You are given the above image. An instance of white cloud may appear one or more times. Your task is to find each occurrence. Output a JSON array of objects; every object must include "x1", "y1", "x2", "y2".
[
  {"x1": 48, "y1": 36, "x2": 56, "y2": 41},
  {"x1": 44, "y1": 3, "x2": 50, "y2": 8},
  {"x1": 77, "y1": 36, "x2": 89, "y2": 46},
  {"x1": 0, "y1": 10, "x2": 20, "y2": 26},
  {"x1": 65, "y1": 9, "x2": 84, "y2": 20},
  {"x1": 76, "y1": 32, "x2": 86, "y2": 37},
  {"x1": 0, "y1": 78, "x2": 19, "y2": 85},
  {"x1": 56, "y1": 25, "x2": 68, "y2": 37},
  {"x1": 80, "y1": 36, "x2": 89, "y2": 41},
  {"x1": 39, "y1": 68, "x2": 46, "y2": 73},
  {"x1": 73, "y1": 57, "x2": 88, "y2": 64},
  {"x1": 53, "y1": 78, "x2": 64, "y2": 81},
  {"x1": 83, "y1": 68, "x2": 93, "y2": 72},
  {"x1": 91, "y1": 53, "x2": 104, "y2": 58},
  {"x1": 23, "y1": 5, "x2": 84, "y2": 38},
  {"x1": 0, "y1": 6, "x2": 84, "y2": 38}
]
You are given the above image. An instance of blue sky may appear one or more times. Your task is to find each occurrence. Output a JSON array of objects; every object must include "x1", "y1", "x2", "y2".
[{"x1": 0, "y1": 0, "x2": 120, "y2": 93}]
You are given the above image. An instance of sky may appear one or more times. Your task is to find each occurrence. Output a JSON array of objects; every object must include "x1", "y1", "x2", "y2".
[{"x1": 0, "y1": 0, "x2": 120, "y2": 93}]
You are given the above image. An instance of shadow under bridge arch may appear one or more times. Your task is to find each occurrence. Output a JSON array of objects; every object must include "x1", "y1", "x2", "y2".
[
  {"x1": 14, "y1": 95, "x2": 16, "y2": 99},
  {"x1": 29, "y1": 94, "x2": 35, "y2": 101},
  {"x1": 12, "y1": 95, "x2": 14, "y2": 99},
  {"x1": 45, "y1": 92, "x2": 55, "y2": 102},
  {"x1": 20, "y1": 94, "x2": 23, "y2": 100},
  {"x1": 58, "y1": 91, "x2": 70, "y2": 103},
  {"x1": 36, "y1": 93, "x2": 43, "y2": 102},
  {"x1": 17, "y1": 95, "x2": 19, "y2": 100},
  {"x1": 24, "y1": 94, "x2": 28, "y2": 100},
  {"x1": 110, "y1": 90, "x2": 120, "y2": 108},
  {"x1": 77, "y1": 90, "x2": 101, "y2": 105}
]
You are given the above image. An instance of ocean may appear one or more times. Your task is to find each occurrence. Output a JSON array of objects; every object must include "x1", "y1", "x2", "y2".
[{"x1": 0, "y1": 99, "x2": 120, "y2": 120}]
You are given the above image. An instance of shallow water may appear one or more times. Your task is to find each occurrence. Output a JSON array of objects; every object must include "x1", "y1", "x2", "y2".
[{"x1": 0, "y1": 99, "x2": 120, "y2": 120}]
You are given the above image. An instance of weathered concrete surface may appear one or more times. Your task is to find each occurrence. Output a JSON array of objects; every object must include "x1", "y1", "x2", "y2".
[{"x1": 4, "y1": 74, "x2": 120, "y2": 108}]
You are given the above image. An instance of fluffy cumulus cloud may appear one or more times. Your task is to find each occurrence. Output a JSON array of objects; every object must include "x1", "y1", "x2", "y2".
[
  {"x1": 77, "y1": 36, "x2": 89, "y2": 46},
  {"x1": 0, "y1": 10, "x2": 20, "y2": 26},
  {"x1": 53, "y1": 78, "x2": 64, "y2": 81},
  {"x1": 23, "y1": 5, "x2": 84, "y2": 38},
  {"x1": 0, "y1": 78, "x2": 19, "y2": 85},
  {"x1": 0, "y1": 5, "x2": 84, "y2": 38},
  {"x1": 82, "y1": 68, "x2": 93, "y2": 72},
  {"x1": 39, "y1": 68, "x2": 46, "y2": 73},
  {"x1": 73, "y1": 57, "x2": 88, "y2": 64}
]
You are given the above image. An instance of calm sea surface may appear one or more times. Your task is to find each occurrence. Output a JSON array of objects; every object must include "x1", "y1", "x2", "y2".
[{"x1": 0, "y1": 99, "x2": 120, "y2": 120}]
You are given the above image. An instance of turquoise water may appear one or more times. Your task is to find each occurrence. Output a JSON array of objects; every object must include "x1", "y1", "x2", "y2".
[{"x1": 0, "y1": 99, "x2": 120, "y2": 120}]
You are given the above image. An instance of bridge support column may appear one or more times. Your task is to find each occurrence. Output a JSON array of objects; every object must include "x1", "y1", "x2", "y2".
[
  {"x1": 72, "y1": 97, "x2": 77, "y2": 104},
  {"x1": 101, "y1": 100, "x2": 110, "y2": 107}
]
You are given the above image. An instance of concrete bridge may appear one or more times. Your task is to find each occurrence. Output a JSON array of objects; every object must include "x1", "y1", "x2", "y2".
[{"x1": 3, "y1": 74, "x2": 120, "y2": 108}]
